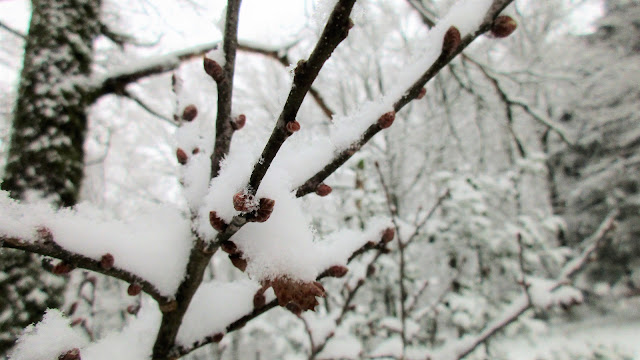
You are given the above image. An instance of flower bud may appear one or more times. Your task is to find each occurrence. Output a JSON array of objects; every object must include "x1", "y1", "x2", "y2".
[
  {"x1": 491, "y1": 15, "x2": 517, "y2": 38},
  {"x1": 204, "y1": 58, "x2": 225, "y2": 83},
  {"x1": 182, "y1": 105, "x2": 198, "y2": 121},
  {"x1": 176, "y1": 148, "x2": 188, "y2": 165},
  {"x1": 442, "y1": 26, "x2": 461, "y2": 56},
  {"x1": 127, "y1": 283, "x2": 142, "y2": 296},
  {"x1": 315, "y1": 184, "x2": 332, "y2": 197},
  {"x1": 377, "y1": 111, "x2": 396, "y2": 129},
  {"x1": 286, "y1": 121, "x2": 301, "y2": 134},
  {"x1": 100, "y1": 253, "x2": 114, "y2": 270},
  {"x1": 232, "y1": 114, "x2": 246, "y2": 130}
]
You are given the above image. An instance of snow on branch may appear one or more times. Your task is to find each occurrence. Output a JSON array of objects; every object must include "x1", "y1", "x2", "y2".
[
  {"x1": 431, "y1": 210, "x2": 618, "y2": 360},
  {"x1": 0, "y1": 191, "x2": 192, "y2": 299},
  {"x1": 295, "y1": 0, "x2": 516, "y2": 197},
  {"x1": 170, "y1": 224, "x2": 395, "y2": 358},
  {"x1": 87, "y1": 41, "x2": 220, "y2": 101}
]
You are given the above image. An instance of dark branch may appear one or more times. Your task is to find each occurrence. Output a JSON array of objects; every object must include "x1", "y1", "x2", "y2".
[
  {"x1": 237, "y1": 43, "x2": 335, "y2": 119},
  {"x1": 247, "y1": 0, "x2": 356, "y2": 194},
  {"x1": 210, "y1": 0, "x2": 243, "y2": 178},
  {"x1": 1, "y1": 236, "x2": 167, "y2": 303},
  {"x1": 295, "y1": 0, "x2": 515, "y2": 197}
]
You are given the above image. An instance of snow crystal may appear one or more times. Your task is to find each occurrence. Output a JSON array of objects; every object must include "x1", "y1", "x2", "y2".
[{"x1": 9, "y1": 309, "x2": 87, "y2": 360}]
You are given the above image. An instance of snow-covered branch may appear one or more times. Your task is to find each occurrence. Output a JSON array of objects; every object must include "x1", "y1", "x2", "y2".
[
  {"x1": 296, "y1": 0, "x2": 516, "y2": 198},
  {"x1": 434, "y1": 210, "x2": 618, "y2": 360},
  {"x1": 1, "y1": 235, "x2": 167, "y2": 303},
  {"x1": 171, "y1": 227, "x2": 394, "y2": 358}
]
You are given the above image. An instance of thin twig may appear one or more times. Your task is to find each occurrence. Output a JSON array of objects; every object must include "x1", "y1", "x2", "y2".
[{"x1": 0, "y1": 20, "x2": 26, "y2": 39}]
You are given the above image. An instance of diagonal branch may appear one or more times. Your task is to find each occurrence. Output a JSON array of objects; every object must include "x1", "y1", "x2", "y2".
[
  {"x1": 295, "y1": 0, "x2": 515, "y2": 198},
  {"x1": 1, "y1": 235, "x2": 167, "y2": 303},
  {"x1": 246, "y1": 0, "x2": 356, "y2": 194},
  {"x1": 238, "y1": 43, "x2": 335, "y2": 119},
  {"x1": 0, "y1": 20, "x2": 26, "y2": 39}
]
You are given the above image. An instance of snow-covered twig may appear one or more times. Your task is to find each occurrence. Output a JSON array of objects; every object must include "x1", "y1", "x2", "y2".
[
  {"x1": 246, "y1": 0, "x2": 357, "y2": 195},
  {"x1": 171, "y1": 229, "x2": 392, "y2": 358},
  {"x1": 295, "y1": 0, "x2": 516, "y2": 198},
  {"x1": 1, "y1": 235, "x2": 167, "y2": 303},
  {"x1": 435, "y1": 210, "x2": 618, "y2": 360},
  {"x1": 210, "y1": 0, "x2": 242, "y2": 178}
]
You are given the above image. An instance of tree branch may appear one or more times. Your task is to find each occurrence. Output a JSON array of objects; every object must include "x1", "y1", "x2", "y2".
[
  {"x1": 295, "y1": 0, "x2": 515, "y2": 198},
  {"x1": 172, "y1": 229, "x2": 392, "y2": 358},
  {"x1": 237, "y1": 43, "x2": 335, "y2": 119},
  {"x1": 0, "y1": 235, "x2": 167, "y2": 303},
  {"x1": 246, "y1": 0, "x2": 356, "y2": 194},
  {"x1": 443, "y1": 210, "x2": 618, "y2": 360},
  {"x1": 210, "y1": 0, "x2": 243, "y2": 178}
]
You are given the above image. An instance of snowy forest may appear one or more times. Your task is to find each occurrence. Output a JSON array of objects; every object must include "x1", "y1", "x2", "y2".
[{"x1": 0, "y1": 0, "x2": 638, "y2": 359}]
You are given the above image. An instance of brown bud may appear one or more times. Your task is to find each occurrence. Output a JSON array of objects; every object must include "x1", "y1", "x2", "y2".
[
  {"x1": 100, "y1": 253, "x2": 114, "y2": 270},
  {"x1": 182, "y1": 105, "x2": 198, "y2": 121},
  {"x1": 286, "y1": 121, "x2": 301, "y2": 134},
  {"x1": 220, "y1": 241, "x2": 238, "y2": 255},
  {"x1": 176, "y1": 148, "x2": 188, "y2": 165},
  {"x1": 192, "y1": 148, "x2": 200, "y2": 155},
  {"x1": 229, "y1": 254, "x2": 247, "y2": 272},
  {"x1": 126, "y1": 304, "x2": 140, "y2": 315},
  {"x1": 253, "y1": 291, "x2": 266, "y2": 308},
  {"x1": 159, "y1": 300, "x2": 178, "y2": 313},
  {"x1": 209, "y1": 211, "x2": 228, "y2": 232},
  {"x1": 417, "y1": 87, "x2": 426, "y2": 100},
  {"x1": 127, "y1": 283, "x2": 142, "y2": 296},
  {"x1": 212, "y1": 333, "x2": 224, "y2": 343},
  {"x1": 204, "y1": 57, "x2": 225, "y2": 83},
  {"x1": 315, "y1": 184, "x2": 332, "y2": 197},
  {"x1": 70, "y1": 318, "x2": 83, "y2": 327},
  {"x1": 251, "y1": 198, "x2": 275, "y2": 223},
  {"x1": 233, "y1": 192, "x2": 255, "y2": 212},
  {"x1": 347, "y1": 18, "x2": 355, "y2": 29},
  {"x1": 58, "y1": 348, "x2": 81, "y2": 360},
  {"x1": 377, "y1": 111, "x2": 396, "y2": 129},
  {"x1": 294, "y1": 60, "x2": 307, "y2": 77},
  {"x1": 357, "y1": 278, "x2": 365, "y2": 287},
  {"x1": 442, "y1": 26, "x2": 461, "y2": 56},
  {"x1": 381, "y1": 228, "x2": 395, "y2": 243},
  {"x1": 52, "y1": 262, "x2": 74, "y2": 275},
  {"x1": 326, "y1": 265, "x2": 348, "y2": 278},
  {"x1": 491, "y1": 15, "x2": 517, "y2": 38},
  {"x1": 36, "y1": 226, "x2": 53, "y2": 242},
  {"x1": 232, "y1": 114, "x2": 246, "y2": 130}
]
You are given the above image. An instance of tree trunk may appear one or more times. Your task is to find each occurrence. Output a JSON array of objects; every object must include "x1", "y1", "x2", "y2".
[
  {"x1": 0, "y1": 0, "x2": 102, "y2": 355},
  {"x1": 2, "y1": 0, "x2": 102, "y2": 207}
]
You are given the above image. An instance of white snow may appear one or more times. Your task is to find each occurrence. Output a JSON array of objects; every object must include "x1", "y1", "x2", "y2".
[
  {"x1": 176, "y1": 279, "x2": 266, "y2": 346},
  {"x1": 81, "y1": 302, "x2": 161, "y2": 360},
  {"x1": 316, "y1": 333, "x2": 362, "y2": 360},
  {"x1": 0, "y1": 191, "x2": 192, "y2": 296},
  {"x1": 9, "y1": 309, "x2": 87, "y2": 360}
]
